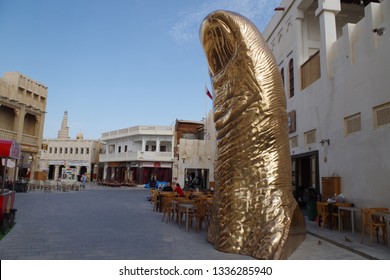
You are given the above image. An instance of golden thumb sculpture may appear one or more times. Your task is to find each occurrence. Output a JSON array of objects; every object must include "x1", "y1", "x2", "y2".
[{"x1": 200, "y1": 10, "x2": 306, "y2": 259}]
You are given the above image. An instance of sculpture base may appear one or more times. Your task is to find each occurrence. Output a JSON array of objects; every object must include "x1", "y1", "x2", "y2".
[
  {"x1": 207, "y1": 206, "x2": 307, "y2": 260},
  {"x1": 280, "y1": 207, "x2": 307, "y2": 259}
]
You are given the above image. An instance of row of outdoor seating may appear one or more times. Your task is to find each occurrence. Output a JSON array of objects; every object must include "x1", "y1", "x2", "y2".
[
  {"x1": 96, "y1": 179, "x2": 122, "y2": 187},
  {"x1": 27, "y1": 179, "x2": 82, "y2": 192},
  {"x1": 316, "y1": 201, "x2": 389, "y2": 246},
  {"x1": 96, "y1": 179, "x2": 137, "y2": 187},
  {"x1": 150, "y1": 190, "x2": 213, "y2": 232}
]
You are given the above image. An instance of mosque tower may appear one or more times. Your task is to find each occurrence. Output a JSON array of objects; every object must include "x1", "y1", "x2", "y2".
[{"x1": 57, "y1": 111, "x2": 70, "y2": 139}]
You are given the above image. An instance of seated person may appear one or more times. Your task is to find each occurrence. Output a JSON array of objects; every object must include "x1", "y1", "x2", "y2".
[
  {"x1": 173, "y1": 183, "x2": 185, "y2": 197},
  {"x1": 162, "y1": 182, "x2": 173, "y2": 192}
]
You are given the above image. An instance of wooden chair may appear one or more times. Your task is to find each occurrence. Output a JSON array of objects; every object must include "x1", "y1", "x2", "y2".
[
  {"x1": 150, "y1": 190, "x2": 159, "y2": 211},
  {"x1": 361, "y1": 208, "x2": 388, "y2": 245},
  {"x1": 161, "y1": 195, "x2": 175, "y2": 223},
  {"x1": 193, "y1": 199, "x2": 209, "y2": 231},
  {"x1": 316, "y1": 201, "x2": 330, "y2": 228}
]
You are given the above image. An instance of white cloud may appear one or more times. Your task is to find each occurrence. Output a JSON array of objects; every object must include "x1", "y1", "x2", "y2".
[{"x1": 170, "y1": 0, "x2": 281, "y2": 44}]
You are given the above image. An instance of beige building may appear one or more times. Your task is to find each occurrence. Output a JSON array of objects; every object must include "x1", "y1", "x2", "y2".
[
  {"x1": 173, "y1": 119, "x2": 215, "y2": 189},
  {"x1": 99, "y1": 125, "x2": 174, "y2": 185},
  {"x1": 0, "y1": 72, "x2": 47, "y2": 180},
  {"x1": 261, "y1": 0, "x2": 390, "y2": 212},
  {"x1": 39, "y1": 111, "x2": 101, "y2": 181}
]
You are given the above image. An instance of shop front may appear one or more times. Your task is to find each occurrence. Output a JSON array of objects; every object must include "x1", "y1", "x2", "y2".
[
  {"x1": 141, "y1": 162, "x2": 172, "y2": 185},
  {"x1": 291, "y1": 151, "x2": 319, "y2": 210},
  {"x1": 0, "y1": 139, "x2": 20, "y2": 232}
]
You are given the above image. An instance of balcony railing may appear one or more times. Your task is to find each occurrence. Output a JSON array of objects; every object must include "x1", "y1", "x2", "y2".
[
  {"x1": 101, "y1": 125, "x2": 174, "y2": 140},
  {"x1": 21, "y1": 134, "x2": 38, "y2": 146},
  {"x1": 0, "y1": 129, "x2": 17, "y2": 140},
  {"x1": 99, "y1": 151, "x2": 173, "y2": 163},
  {"x1": 301, "y1": 51, "x2": 321, "y2": 90}
]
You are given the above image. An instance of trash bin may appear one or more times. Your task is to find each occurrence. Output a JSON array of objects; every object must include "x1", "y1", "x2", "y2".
[{"x1": 306, "y1": 188, "x2": 318, "y2": 221}]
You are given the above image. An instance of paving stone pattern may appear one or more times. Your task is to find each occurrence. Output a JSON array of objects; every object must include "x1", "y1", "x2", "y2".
[{"x1": 0, "y1": 184, "x2": 389, "y2": 260}]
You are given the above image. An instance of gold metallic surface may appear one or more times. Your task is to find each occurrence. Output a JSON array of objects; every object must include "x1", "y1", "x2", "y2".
[{"x1": 200, "y1": 10, "x2": 305, "y2": 259}]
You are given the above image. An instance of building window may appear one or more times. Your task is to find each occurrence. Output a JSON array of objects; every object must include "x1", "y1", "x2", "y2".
[
  {"x1": 124, "y1": 145, "x2": 128, "y2": 152},
  {"x1": 70, "y1": 148, "x2": 73, "y2": 154},
  {"x1": 152, "y1": 145, "x2": 156, "y2": 151},
  {"x1": 289, "y1": 58, "x2": 294, "y2": 98},
  {"x1": 374, "y1": 102, "x2": 390, "y2": 128},
  {"x1": 145, "y1": 145, "x2": 149, "y2": 151},
  {"x1": 65, "y1": 148, "x2": 68, "y2": 154},
  {"x1": 304, "y1": 129, "x2": 316, "y2": 145},
  {"x1": 75, "y1": 148, "x2": 78, "y2": 154},
  {"x1": 281, "y1": 67, "x2": 285, "y2": 86},
  {"x1": 81, "y1": 148, "x2": 84, "y2": 154},
  {"x1": 344, "y1": 113, "x2": 361, "y2": 135},
  {"x1": 118, "y1": 146, "x2": 121, "y2": 153},
  {"x1": 301, "y1": 50, "x2": 320, "y2": 90},
  {"x1": 86, "y1": 148, "x2": 90, "y2": 154},
  {"x1": 290, "y1": 136, "x2": 298, "y2": 148},
  {"x1": 59, "y1": 148, "x2": 63, "y2": 154},
  {"x1": 49, "y1": 147, "x2": 53, "y2": 154},
  {"x1": 160, "y1": 146, "x2": 166, "y2": 152},
  {"x1": 288, "y1": 110, "x2": 296, "y2": 133}
]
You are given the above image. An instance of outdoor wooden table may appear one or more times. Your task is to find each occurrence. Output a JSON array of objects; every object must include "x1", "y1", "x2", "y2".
[
  {"x1": 179, "y1": 202, "x2": 197, "y2": 232},
  {"x1": 327, "y1": 202, "x2": 353, "y2": 230},
  {"x1": 338, "y1": 206, "x2": 359, "y2": 234},
  {"x1": 180, "y1": 203, "x2": 196, "y2": 232},
  {"x1": 171, "y1": 199, "x2": 180, "y2": 223}
]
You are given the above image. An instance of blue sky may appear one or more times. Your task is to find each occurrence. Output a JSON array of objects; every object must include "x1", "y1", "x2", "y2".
[{"x1": 0, "y1": 0, "x2": 280, "y2": 139}]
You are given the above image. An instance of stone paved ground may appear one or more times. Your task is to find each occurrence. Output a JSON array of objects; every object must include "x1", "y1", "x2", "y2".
[{"x1": 0, "y1": 183, "x2": 389, "y2": 260}]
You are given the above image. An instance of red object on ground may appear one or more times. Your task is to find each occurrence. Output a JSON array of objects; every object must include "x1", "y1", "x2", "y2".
[
  {"x1": 0, "y1": 192, "x2": 15, "y2": 221},
  {"x1": 0, "y1": 139, "x2": 19, "y2": 228}
]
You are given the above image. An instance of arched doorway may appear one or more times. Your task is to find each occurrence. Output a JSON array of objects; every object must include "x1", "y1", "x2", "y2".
[
  {"x1": 80, "y1": 166, "x2": 87, "y2": 175},
  {"x1": 79, "y1": 166, "x2": 87, "y2": 181}
]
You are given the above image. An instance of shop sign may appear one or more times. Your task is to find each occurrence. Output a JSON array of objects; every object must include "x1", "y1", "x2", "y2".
[
  {"x1": 61, "y1": 167, "x2": 77, "y2": 181},
  {"x1": 49, "y1": 160, "x2": 65, "y2": 165},
  {"x1": 142, "y1": 162, "x2": 172, "y2": 168},
  {"x1": 67, "y1": 160, "x2": 89, "y2": 166},
  {"x1": 20, "y1": 144, "x2": 39, "y2": 153},
  {"x1": 142, "y1": 162, "x2": 155, "y2": 167}
]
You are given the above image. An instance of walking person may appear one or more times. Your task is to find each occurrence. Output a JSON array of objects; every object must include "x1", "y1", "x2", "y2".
[{"x1": 81, "y1": 174, "x2": 87, "y2": 189}]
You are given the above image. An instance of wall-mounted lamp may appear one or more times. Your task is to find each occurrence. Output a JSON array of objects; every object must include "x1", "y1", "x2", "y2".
[
  {"x1": 182, "y1": 157, "x2": 186, "y2": 163},
  {"x1": 319, "y1": 139, "x2": 330, "y2": 146},
  {"x1": 360, "y1": 0, "x2": 364, "y2": 6},
  {"x1": 373, "y1": 27, "x2": 385, "y2": 36}
]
